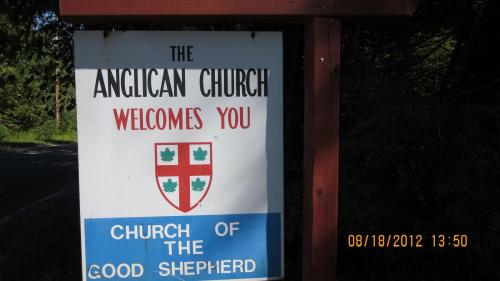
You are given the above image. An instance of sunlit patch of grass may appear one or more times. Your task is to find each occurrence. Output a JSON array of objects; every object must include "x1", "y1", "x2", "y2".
[
  {"x1": 1, "y1": 129, "x2": 77, "y2": 144},
  {"x1": 49, "y1": 130, "x2": 77, "y2": 143},
  {"x1": 2, "y1": 130, "x2": 44, "y2": 144}
]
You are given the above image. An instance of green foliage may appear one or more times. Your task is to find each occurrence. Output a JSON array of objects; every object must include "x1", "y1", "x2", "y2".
[
  {"x1": 60, "y1": 109, "x2": 77, "y2": 132},
  {"x1": 0, "y1": 124, "x2": 9, "y2": 141},
  {"x1": 2, "y1": 130, "x2": 41, "y2": 144},
  {"x1": 0, "y1": 6, "x2": 75, "y2": 137},
  {"x1": 193, "y1": 147, "x2": 207, "y2": 161},
  {"x1": 0, "y1": 110, "x2": 77, "y2": 143},
  {"x1": 34, "y1": 120, "x2": 58, "y2": 141},
  {"x1": 191, "y1": 177, "x2": 206, "y2": 192},
  {"x1": 161, "y1": 148, "x2": 175, "y2": 162},
  {"x1": 162, "y1": 179, "x2": 177, "y2": 193}
]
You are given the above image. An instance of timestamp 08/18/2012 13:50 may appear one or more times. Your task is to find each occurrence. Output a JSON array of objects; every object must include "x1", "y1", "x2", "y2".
[{"x1": 346, "y1": 234, "x2": 469, "y2": 248}]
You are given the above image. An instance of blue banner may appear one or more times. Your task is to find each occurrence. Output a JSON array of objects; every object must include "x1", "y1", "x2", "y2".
[{"x1": 84, "y1": 213, "x2": 281, "y2": 280}]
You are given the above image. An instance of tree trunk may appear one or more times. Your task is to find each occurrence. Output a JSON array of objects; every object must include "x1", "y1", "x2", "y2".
[{"x1": 55, "y1": 63, "x2": 61, "y2": 129}]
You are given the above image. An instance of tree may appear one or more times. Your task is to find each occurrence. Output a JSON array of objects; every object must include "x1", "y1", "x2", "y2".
[{"x1": 0, "y1": 1, "x2": 75, "y2": 132}]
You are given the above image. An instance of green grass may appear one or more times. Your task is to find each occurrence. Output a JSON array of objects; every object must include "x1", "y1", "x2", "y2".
[
  {"x1": 1, "y1": 129, "x2": 77, "y2": 144},
  {"x1": 46, "y1": 130, "x2": 77, "y2": 142}
]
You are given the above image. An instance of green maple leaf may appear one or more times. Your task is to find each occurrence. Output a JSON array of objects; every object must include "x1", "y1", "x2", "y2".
[
  {"x1": 161, "y1": 148, "x2": 175, "y2": 162},
  {"x1": 193, "y1": 147, "x2": 207, "y2": 161},
  {"x1": 163, "y1": 179, "x2": 177, "y2": 192},
  {"x1": 191, "y1": 177, "x2": 206, "y2": 192}
]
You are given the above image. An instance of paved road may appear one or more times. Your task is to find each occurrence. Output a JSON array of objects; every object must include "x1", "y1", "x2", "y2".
[{"x1": 0, "y1": 143, "x2": 78, "y2": 220}]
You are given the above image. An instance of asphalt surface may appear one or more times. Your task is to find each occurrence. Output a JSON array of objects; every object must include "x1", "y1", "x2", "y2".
[{"x1": 0, "y1": 143, "x2": 78, "y2": 221}]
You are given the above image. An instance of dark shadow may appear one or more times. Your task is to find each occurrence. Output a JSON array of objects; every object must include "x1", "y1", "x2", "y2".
[
  {"x1": 0, "y1": 142, "x2": 44, "y2": 148},
  {"x1": 49, "y1": 140, "x2": 78, "y2": 145}
]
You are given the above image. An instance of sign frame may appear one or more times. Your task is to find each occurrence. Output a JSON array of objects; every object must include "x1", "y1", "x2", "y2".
[
  {"x1": 59, "y1": 0, "x2": 414, "y2": 19},
  {"x1": 62, "y1": 1, "x2": 414, "y2": 280}
]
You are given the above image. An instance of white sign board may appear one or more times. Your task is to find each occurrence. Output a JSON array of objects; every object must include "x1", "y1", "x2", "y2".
[{"x1": 75, "y1": 31, "x2": 283, "y2": 281}]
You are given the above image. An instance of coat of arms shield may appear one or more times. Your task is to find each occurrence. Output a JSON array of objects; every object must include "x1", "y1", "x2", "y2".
[{"x1": 154, "y1": 142, "x2": 213, "y2": 212}]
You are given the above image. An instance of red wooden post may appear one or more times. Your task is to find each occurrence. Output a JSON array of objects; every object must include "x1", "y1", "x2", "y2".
[
  {"x1": 303, "y1": 17, "x2": 340, "y2": 281},
  {"x1": 59, "y1": 0, "x2": 414, "y2": 18}
]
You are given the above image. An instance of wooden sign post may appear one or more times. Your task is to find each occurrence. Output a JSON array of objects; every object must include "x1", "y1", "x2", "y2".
[
  {"x1": 303, "y1": 18, "x2": 341, "y2": 281},
  {"x1": 60, "y1": 1, "x2": 413, "y2": 280}
]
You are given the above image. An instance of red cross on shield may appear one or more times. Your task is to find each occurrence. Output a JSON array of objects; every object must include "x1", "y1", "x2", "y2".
[{"x1": 154, "y1": 142, "x2": 213, "y2": 212}]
